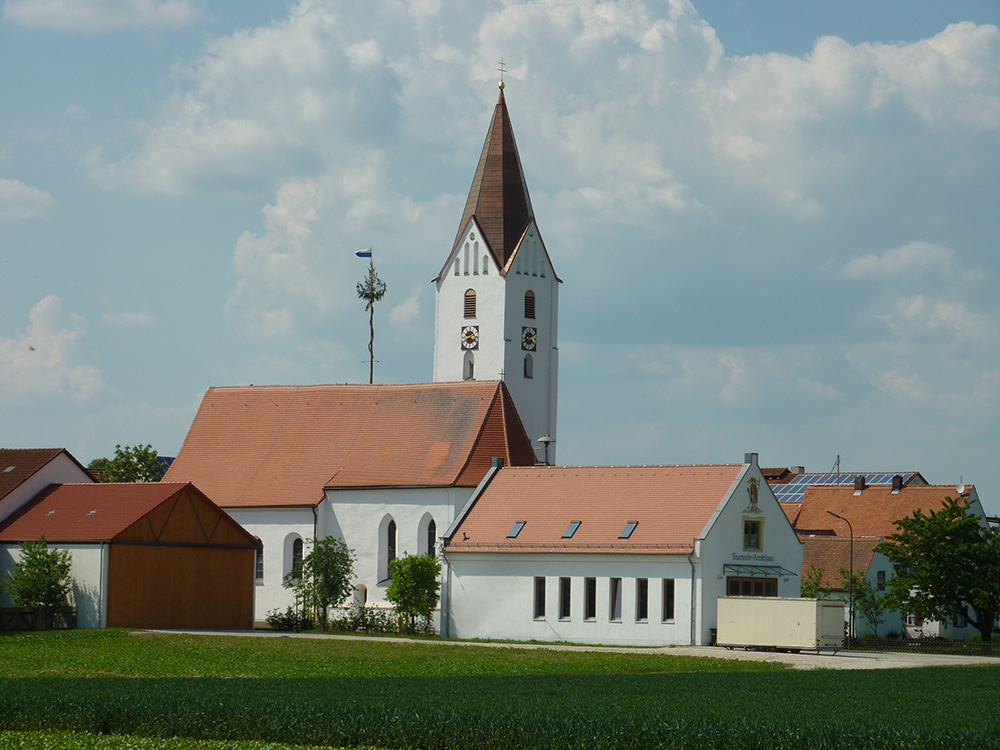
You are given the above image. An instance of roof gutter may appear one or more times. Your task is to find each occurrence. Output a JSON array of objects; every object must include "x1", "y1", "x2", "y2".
[{"x1": 443, "y1": 457, "x2": 504, "y2": 542}]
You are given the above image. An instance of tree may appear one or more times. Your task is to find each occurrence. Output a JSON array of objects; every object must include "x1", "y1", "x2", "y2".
[
  {"x1": 837, "y1": 568, "x2": 884, "y2": 636},
  {"x1": 876, "y1": 496, "x2": 1000, "y2": 641},
  {"x1": 356, "y1": 259, "x2": 387, "y2": 385},
  {"x1": 385, "y1": 553, "x2": 441, "y2": 634},
  {"x1": 285, "y1": 537, "x2": 356, "y2": 631},
  {"x1": 88, "y1": 444, "x2": 166, "y2": 482},
  {"x1": 800, "y1": 564, "x2": 826, "y2": 599},
  {"x1": 1, "y1": 536, "x2": 73, "y2": 607}
]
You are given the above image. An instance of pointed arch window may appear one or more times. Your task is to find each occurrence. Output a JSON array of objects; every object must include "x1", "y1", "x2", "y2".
[
  {"x1": 254, "y1": 538, "x2": 264, "y2": 583},
  {"x1": 524, "y1": 290, "x2": 536, "y2": 319},
  {"x1": 464, "y1": 289, "x2": 477, "y2": 318},
  {"x1": 427, "y1": 519, "x2": 437, "y2": 558},
  {"x1": 387, "y1": 519, "x2": 397, "y2": 574}
]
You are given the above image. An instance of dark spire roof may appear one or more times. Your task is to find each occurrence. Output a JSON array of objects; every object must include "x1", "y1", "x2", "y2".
[{"x1": 451, "y1": 88, "x2": 534, "y2": 271}]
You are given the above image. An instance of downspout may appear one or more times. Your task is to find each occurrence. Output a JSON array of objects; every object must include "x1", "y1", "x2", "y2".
[
  {"x1": 688, "y1": 550, "x2": 697, "y2": 646},
  {"x1": 441, "y1": 548, "x2": 452, "y2": 639},
  {"x1": 100, "y1": 543, "x2": 109, "y2": 628}
]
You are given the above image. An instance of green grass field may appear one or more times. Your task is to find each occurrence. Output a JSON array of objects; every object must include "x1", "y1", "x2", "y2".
[{"x1": 1, "y1": 630, "x2": 997, "y2": 749}]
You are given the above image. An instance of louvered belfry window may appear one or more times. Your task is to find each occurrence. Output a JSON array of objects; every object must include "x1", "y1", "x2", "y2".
[
  {"x1": 524, "y1": 290, "x2": 535, "y2": 319},
  {"x1": 464, "y1": 289, "x2": 477, "y2": 317}
]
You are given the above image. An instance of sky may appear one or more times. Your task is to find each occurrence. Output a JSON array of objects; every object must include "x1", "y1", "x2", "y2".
[{"x1": 2, "y1": 0, "x2": 999, "y2": 512}]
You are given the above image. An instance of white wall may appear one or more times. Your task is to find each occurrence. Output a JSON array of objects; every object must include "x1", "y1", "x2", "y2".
[
  {"x1": 443, "y1": 552, "x2": 694, "y2": 645},
  {"x1": 322, "y1": 486, "x2": 471, "y2": 607},
  {"x1": 0, "y1": 542, "x2": 106, "y2": 628},
  {"x1": 224, "y1": 506, "x2": 314, "y2": 622},
  {"x1": 0, "y1": 452, "x2": 92, "y2": 523},
  {"x1": 698, "y1": 463, "x2": 805, "y2": 644}
]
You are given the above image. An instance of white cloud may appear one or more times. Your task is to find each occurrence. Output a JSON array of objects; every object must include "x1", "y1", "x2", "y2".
[
  {"x1": 102, "y1": 311, "x2": 157, "y2": 327},
  {"x1": 873, "y1": 369, "x2": 930, "y2": 401},
  {"x1": 389, "y1": 287, "x2": 422, "y2": 327},
  {"x1": 0, "y1": 178, "x2": 55, "y2": 222},
  {"x1": 841, "y1": 241, "x2": 955, "y2": 278},
  {"x1": 3, "y1": 0, "x2": 201, "y2": 31},
  {"x1": 879, "y1": 295, "x2": 990, "y2": 342},
  {"x1": 0, "y1": 296, "x2": 105, "y2": 405}
]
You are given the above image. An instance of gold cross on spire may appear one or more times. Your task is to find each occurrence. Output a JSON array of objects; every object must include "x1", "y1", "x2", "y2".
[{"x1": 498, "y1": 56, "x2": 506, "y2": 90}]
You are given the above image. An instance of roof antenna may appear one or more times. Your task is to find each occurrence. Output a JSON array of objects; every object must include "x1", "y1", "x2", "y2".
[
  {"x1": 498, "y1": 56, "x2": 506, "y2": 90},
  {"x1": 957, "y1": 475, "x2": 966, "y2": 495},
  {"x1": 830, "y1": 454, "x2": 841, "y2": 484}
]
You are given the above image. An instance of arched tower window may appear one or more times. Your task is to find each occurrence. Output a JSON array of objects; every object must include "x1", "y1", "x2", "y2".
[
  {"x1": 524, "y1": 353, "x2": 534, "y2": 379},
  {"x1": 524, "y1": 290, "x2": 535, "y2": 319},
  {"x1": 464, "y1": 289, "x2": 477, "y2": 318},
  {"x1": 463, "y1": 351, "x2": 475, "y2": 380},
  {"x1": 482, "y1": 255, "x2": 489, "y2": 274}
]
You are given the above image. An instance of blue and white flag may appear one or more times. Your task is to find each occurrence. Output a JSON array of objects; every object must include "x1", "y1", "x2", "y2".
[{"x1": 355, "y1": 248, "x2": 372, "y2": 258}]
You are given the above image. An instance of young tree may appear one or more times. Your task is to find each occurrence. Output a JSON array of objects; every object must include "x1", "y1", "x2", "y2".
[
  {"x1": 876, "y1": 496, "x2": 1000, "y2": 641},
  {"x1": 285, "y1": 537, "x2": 356, "y2": 631},
  {"x1": 1, "y1": 536, "x2": 73, "y2": 607},
  {"x1": 356, "y1": 259, "x2": 387, "y2": 385},
  {"x1": 837, "y1": 568, "x2": 884, "y2": 636},
  {"x1": 800, "y1": 564, "x2": 826, "y2": 599},
  {"x1": 88, "y1": 444, "x2": 166, "y2": 482},
  {"x1": 385, "y1": 553, "x2": 441, "y2": 634}
]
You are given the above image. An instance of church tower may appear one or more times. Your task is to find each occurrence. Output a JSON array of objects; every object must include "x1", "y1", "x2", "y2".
[{"x1": 432, "y1": 82, "x2": 560, "y2": 464}]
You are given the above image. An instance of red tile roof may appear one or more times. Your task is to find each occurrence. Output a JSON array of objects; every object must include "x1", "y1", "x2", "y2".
[
  {"x1": 444, "y1": 464, "x2": 744, "y2": 554},
  {"x1": 788, "y1": 484, "x2": 976, "y2": 539},
  {"x1": 801, "y1": 535, "x2": 880, "y2": 589},
  {"x1": 164, "y1": 381, "x2": 536, "y2": 508},
  {"x1": 0, "y1": 483, "x2": 194, "y2": 542},
  {"x1": 0, "y1": 449, "x2": 90, "y2": 499}
]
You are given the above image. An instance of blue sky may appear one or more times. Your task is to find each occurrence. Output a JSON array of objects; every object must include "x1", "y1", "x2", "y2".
[{"x1": 2, "y1": 0, "x2": 999, "y2": 512}]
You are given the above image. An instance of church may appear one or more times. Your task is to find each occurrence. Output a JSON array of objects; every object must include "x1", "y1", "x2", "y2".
[{"x1": 165, "y1": 81, "x2": 803, "y2": 644}]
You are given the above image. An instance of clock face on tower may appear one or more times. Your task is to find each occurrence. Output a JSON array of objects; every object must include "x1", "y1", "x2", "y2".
[
  {"x1": 461, "y1": 325, "x2": 480, "y2": 350},
  {"x1": 521, "y1": 326, "x2": 537, "y2": 351}
]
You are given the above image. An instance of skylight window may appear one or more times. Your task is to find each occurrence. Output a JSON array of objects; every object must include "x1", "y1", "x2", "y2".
[
  {"x1": 3, "y1": 466, "x2": 15, "y2": 472},
  {"x1": 562, "y1": 520, "x2": 581, "y2": 538},
  {"x1": 619, "y1": 521, "x2": 638, "y2": 539},
  {"x1": 87, "y1": 509, "x2": 99, "y2": 515},
  {"x1": 45, "y1": 509, "x2": 56, "y2": 516},
  {"x1": 507, "y1": 520, "x2": 526, "y2": 538}
]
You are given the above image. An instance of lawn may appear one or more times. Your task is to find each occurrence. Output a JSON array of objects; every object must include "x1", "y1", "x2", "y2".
[{"x1": 0, "y1": 630, "x2": 997, "y2": 749}]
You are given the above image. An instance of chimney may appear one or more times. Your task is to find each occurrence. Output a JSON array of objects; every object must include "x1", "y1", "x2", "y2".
[
  {"x1": 491, "y1": 457, "x2": 505, "y2": 469},
  {"x1": 744, "y1": 452, "x2": 758, "y2": 467},
  {"x1": 853, "y1": 475, "x2": 866, "y2": 495},
  {"x1": 891, "y1": 475, "x2": 903, "y2": 494},
  {"x1": 790, "y1": 466, "x2": 805, "y2": 475}
]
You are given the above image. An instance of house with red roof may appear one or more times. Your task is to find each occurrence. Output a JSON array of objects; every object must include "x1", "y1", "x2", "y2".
[
  {"x1": 0, "y1": 480, "x2": 259, "y2": 629},
  {"x1": 0, "y1": 448, "x2": 94, "y2": 520},
  {"x1": 440, "y1": 453, "x2": 803, "y2": 646},
  {"x1": 784, "y1": 477, "x2": 986, "y2": 638},
  {"x1": 164, "y1": 380, "x2": 537, "y2": 622}
]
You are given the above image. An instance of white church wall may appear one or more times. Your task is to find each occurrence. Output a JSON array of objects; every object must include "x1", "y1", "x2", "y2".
[
  {"x1": 224, "y1": 506, "x2": 314, "y2": 622},
  {"x1": 322, "y1": 486, "x2": 472, "y2": 607},
  {"x1": 442, "y1": 552, "x2": 695, "y2": 646}
]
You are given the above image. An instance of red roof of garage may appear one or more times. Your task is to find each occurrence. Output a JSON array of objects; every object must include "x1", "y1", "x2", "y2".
[
  {"x1": 164, "y1": 381, "x2": 537, "y2": 508},
  {"x1": 0, "y1": 482, "x2": 258, "y2": 547}
]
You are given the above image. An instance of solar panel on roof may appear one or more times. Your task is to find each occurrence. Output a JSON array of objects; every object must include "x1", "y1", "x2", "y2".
[{"x1": 768, "y1": 472, "x2": 916, "y2": 503}]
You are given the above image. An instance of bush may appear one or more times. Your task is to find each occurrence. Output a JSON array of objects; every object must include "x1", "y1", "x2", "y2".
[
  {"x1": 264, "y1": 607, "x2": 313, "y2": 632},
  {"x1": 329, "y1": 603, "x2": 397, "y2": 634},
  {"x1": 1, "y1": 537, "x2": 73, "y2": 607}
]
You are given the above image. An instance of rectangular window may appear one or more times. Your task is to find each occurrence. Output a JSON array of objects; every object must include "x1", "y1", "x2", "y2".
[
  {"x1": 584, "y1": 577, "x2": 597, "y2": 620},
  {"x1": 533, "y1": 577, "x2": 545, "y2": 619},
  {"x1": 609, "y1": 578, "x2": 622, "y2": 621},
  {"x1": 953, "y1": 607, "x2": 968, "y2": 628},
  {"x1": 662, "y1": 578, "x2": 675, "y2": 621},
  {"x1": 619, "y1": 521, "x2": 638, "y2": 539},
  {"x1": 877, "y1": 570, "x2": 886, "y2": 591},
  {"x1": 636, "y1": 578, "x2": 648, "y2": 622},
  {"x1": 743, "y1": 519, "x2": 762, "y2": 550},
  {"x1": 727, "y1": 577, "x2": 778, "y2": 597},
  {"x1": 507, "y1": 521, "x2": 526, "y2": 538},
  {"x1": 558, "y1": 577, "x2": 571, "y2": 620}
]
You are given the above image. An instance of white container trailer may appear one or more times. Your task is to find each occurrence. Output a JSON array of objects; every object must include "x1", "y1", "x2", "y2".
[{"x1": 717, "y1": 597, "x2": 845, "y2": 651}]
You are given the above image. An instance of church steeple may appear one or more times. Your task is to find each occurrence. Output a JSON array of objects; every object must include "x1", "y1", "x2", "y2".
[
  {"x1": 433, "y1": 81, "x2": 560, "y2": 464},
  {"x1": 449, "y1": 88, "x2": 534, "y2": 274}
]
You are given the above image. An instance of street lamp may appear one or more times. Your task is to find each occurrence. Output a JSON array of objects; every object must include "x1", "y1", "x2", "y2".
[
  {"x1": 537, "y1": 435, "x2": 555, "y2": 466},
  {"x1": 826, "y1": 509, "x2": 855, "y2": 643}
]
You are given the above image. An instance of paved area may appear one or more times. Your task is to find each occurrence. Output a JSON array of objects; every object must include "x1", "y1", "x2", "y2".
[{"x1": 144, "y1": 629, "x2": 999, "y2": 670}]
